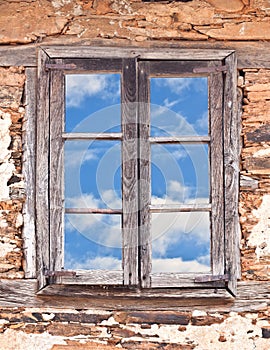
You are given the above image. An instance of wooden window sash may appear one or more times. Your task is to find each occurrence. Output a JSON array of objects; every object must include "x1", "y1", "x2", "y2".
[
  {"x1": 138, "y1": 59, "x2": 227, "y2": 289},
  {"x1": 37, "y1": 49, "x2": 240, "y2": 294}
]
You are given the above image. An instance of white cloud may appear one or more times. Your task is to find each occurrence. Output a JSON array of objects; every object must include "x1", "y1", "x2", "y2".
[
  {"x1": 65, "y1": 254, "x2": 121, "y2": 271},
  {"x1": 152, "y1": 257, "x2": 210, "y2": 273},
  {"x1": 195, "y1": 110, "x2": 209, "y2": 133},
  {"x1": 155, "y1": 77, "x2": 193, "y2": 95},
  {"x1": 151, "y1": 209, "x2": 210, "y2": 257},
  {"x1": 66, "y1": 74, "x2": 120, "y2": 107}
]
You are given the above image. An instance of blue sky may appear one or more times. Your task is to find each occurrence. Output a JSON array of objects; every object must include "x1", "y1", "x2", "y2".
[{"x1": 64, "y1": 73, "x2": 210, "y2": 274}]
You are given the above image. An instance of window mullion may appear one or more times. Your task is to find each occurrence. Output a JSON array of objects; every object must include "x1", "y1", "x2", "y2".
[
  {"x1": 138, "y1": 61, "x2": 151, "y2": 288},
  {"x1": 49, "y1": 62, "x2": 65, "y2": 279},
  {"x1": 209, "y1": 68, "x2": 225, "y2": 276},
  {"x1": 122, "y1": 58, "x2": 139, "y2": 285}
]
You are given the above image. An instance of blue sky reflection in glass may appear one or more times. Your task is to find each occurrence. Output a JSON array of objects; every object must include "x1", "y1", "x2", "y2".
[
  {"x1": 64, "y1": 73, "x2": 122, "y2": 270},
  {"x1": 151, "y1": 212, "x2": 210, "y2": 273},
  {"x1": 150, "y1": 77, "x2": 210, "y2": 273},
  {"x1": 150, "y1": 77, "x2": 208, "y2": 136},
  {"x1": 64, "y1": 74, "x2": 210, "y2": 273},
  {"x1": 65, "y1": 74, "x2": 121, "y2": 132},
  {"x1": 65, "y1": 140, "x2": 122, "y2": 209},
  {"x1": 65, "y1": 214, "x2": 122, "y2": 270}
]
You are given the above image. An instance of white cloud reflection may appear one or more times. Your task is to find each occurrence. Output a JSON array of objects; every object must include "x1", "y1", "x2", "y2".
[{"x1": 66, "y1": 74, "x2": 120, "y2": 108}]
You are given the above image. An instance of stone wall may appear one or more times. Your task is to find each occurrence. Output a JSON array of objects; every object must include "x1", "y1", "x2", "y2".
[{"x1": 0, "y1": 0, "x2": 269, "y2": 349}]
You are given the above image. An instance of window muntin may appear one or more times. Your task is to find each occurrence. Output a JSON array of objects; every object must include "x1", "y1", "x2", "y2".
[{"x1": 38, "y1": 50, "x2": 239, "y2": 295}]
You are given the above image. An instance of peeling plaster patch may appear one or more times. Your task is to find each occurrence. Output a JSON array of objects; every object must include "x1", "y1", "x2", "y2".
[
  {"x1": 239, "y1": 22, "x2": 245, "y2": 35},
  {"x1": 0, "y1": 329, "x2": 66, "y2": 350},
  {"x1": 0, "y1": 162, "x2": 15, "y2": 200},
  {"x1": 0, "y1": 111, "x2": 12, "y2": 162},
  {"x1": 0, "y1": 242, "x2": 16, "y2": 258},
  {"x1": 51, "y1": 0, "x2": 72, "y2": 9},
  {"x1": 253, "y1": 147, "x2": 270, "y2": 158},
  {"x1": 248, "y1": 194, "x2": 270, "y2": 258}
]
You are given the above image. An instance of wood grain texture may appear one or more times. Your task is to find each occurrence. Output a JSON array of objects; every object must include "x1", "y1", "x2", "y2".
[
  {"x1": 209, "y1": 69, "x2": 225, "y2": 277},
  {"x1": 0, "y1": 279, "x2": 269, "y2": 312},
  {"x1": 0, "y1": 45, "x2": 36, "y2": 66},
  {"x1": 22, "y1": 68, "x2": 37, "y2": 278},
  {"x1": 36, "y1": 49, "x2": 51, "y2": 289},
  {"x1": 224, "y1": 53, "x2": 241, "y2": 296},
  {"x1": 149, "y1": 136, "x2": 210, "y2": 144},
  {"x1": 55, "y1": 270, "x2": 123, "y2": 285},
  {"x1": 62, "y1": 132, "x2": 122, "y2": 140},
  {"x1": 43, "y1": 46, "x2": 234, "y2": 61},
  {"x1": 148, "y1": 60, "x2": 216, "y2": 76},
  {"x1": 138, "y1": 61, "x2": 151, "y2": 288},
  {"x1": 1, "y1": 42, "x2": 270, "y2": 68},
  {"x1": 149, "y1": 204, "x2": 211, "y2": 212},
  {"x1": 65, "y1": 208, "x2": 122, "y2": 214},
  {"x1": 122, "y1": 58, "x2": 139, "y2": 285},
  {"x1": 49, "y1": 64, "x2": 65, "y2": 278}
]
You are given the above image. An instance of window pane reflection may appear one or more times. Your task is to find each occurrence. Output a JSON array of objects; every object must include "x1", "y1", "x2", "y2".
[
  {"x1": 151, "y1": 144, "x2": 209, "y2": 205},
  {"x1": 151, "y1": 212, "x2": 211, "y2": 273},
  {"x1": 65, "y1": 74, "x2": 121, "y2": 133},
  {"x1": 64, "y1": 214, "x2": 122, "y2": 270},
  {"x1": 64, "y1": 140, "x2": 122, "y2": 209},
  {"x1": 150, "y1": 77, "x2": 208, "y2": 136}
]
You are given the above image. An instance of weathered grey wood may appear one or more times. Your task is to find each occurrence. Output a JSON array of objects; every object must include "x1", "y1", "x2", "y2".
[
  {"x1": 49, "y1": 63, "x2": 65, "y2": 277},
  {"x1": 0, "y1": 45, "x2": 36, "y2": 66},
  {"x1": 1, "y1": 42, "x2": 270, "y2": 69},
  {"x1": 209, "y1": 69, "x2": 225, "y2": 277},
  {"x1": 55, "y1": 58, "x2": 122, "y2": 72},
  {"x1": 0, "y1": 279, "x2": 270, "y2": 311},
  {"x1": 138, "y1": 61, "x2": 152, "y2": 288},
  {"x1": 224, "y1": 53, "x2": 241, "y2": 296},
  {"x1": 22, "y1": 68, "x2": 37, "y2": 278},
  {"x1": 122, "y1": 58, "x2": 139, "y2": 285},
  {"x1": 149, "y1": 136, "x2": 210, "y2": 144},
  {"x1": 56, "y1": 270, "x2": 123, "y2": 285},
  {"x1": 36, "y1": 49, "x2": 50, "y2": 289},
  {"x1": 148, "y1": 60, "x2": 218, "y2": 75},
  {"x1": 149, "y1": 204, "x2": 211, "y2": 212},
  {"x1": 43, "y1": 46, "x2": 234, "y2": 61},
  {"x1": 151, "y1": 273, "x2": 225, "y2": 288},
  {"x1": 63, "y1": 132, "x2": 122, "y2": 140},
  {"x1": 65, "y1": 208, "x2": 122, "y2": 214}
]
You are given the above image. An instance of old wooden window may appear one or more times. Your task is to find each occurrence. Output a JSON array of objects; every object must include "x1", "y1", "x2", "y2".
[{"x1": 37, "y1": 48, "x2": 240, "y2": 296}]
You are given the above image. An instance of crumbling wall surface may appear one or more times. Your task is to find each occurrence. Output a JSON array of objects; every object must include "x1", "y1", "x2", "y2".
[
  {"x1": 240, "y1": 69, "x2": 270, "y2": 281},
  {"x1": 0, "y1": 0, "x2": 270, "y2": 350},
  {"x1": 0, "y1": 309, "x2": 269, "y2": 350},
  {"x1": 0, "y1": 67, "x2": 25, "y2": 279},
  {"x1": 0, "y1": 0, "x2": 270, "y2": 44}
]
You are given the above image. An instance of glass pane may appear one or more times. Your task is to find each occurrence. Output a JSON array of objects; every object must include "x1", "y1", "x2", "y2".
[
  {"x1": 150, "y1": 77, "x2": 208, "y2": 136},
  {"x1": 65, "y1": 74, "x2": 121, "y2": 133},
  {"x1": 65, "y1": 140, "x2": 122, "y2": 209},
  {"x1": 151, "y1": 144, "x2": 209, "y2": 204},
  {"x1": 65, "y1": 214, "x2": 122, "y2": 270},
  {"x1": 151, "y1": 212, "x2": 210, "y2": 273}
]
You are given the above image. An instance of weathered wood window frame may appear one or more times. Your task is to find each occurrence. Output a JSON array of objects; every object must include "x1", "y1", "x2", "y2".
[{"x1": 36, "y1": 47, "x2": 240, "y2": 297}]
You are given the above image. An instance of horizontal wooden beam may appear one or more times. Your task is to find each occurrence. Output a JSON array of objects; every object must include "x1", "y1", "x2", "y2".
[
  {"x1": 0, "y1": 279, "x2": 269, "y2": 312},
  {"x1": 0, "y1": 42, "x2": 270, "y2": 68}
]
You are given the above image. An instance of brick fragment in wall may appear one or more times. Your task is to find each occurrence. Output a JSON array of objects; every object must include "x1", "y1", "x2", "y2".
[{"x1": 196, "y1": 21, "x2": 270, "y2": 40}]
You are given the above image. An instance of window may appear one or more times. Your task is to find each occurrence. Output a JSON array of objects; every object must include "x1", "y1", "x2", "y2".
[{"x1": 36, "y1": 47, "x2": 240, "y2": 296}]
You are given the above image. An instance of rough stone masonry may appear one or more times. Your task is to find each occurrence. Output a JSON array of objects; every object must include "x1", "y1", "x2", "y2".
[{"x1": 0, "y1": 0, "x2": 270, "y2": 349}]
